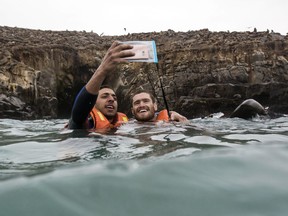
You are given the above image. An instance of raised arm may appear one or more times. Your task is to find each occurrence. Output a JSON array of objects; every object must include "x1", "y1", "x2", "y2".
[
  {"x1": 68, "y1": 41, "x2": 134, "y2": 129},
  {"x1": 85, "y1": 41, "x2": 134, "y2": 94}
]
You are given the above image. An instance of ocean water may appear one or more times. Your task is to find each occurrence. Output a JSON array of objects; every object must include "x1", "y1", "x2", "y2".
[{"x1": 0, "y1": 115, "x2": 288, "y2": 216}]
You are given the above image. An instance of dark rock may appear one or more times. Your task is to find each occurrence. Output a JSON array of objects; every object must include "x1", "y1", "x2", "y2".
[{"x1": 0, "y1": 26, "x2": 288, "y2": 119}]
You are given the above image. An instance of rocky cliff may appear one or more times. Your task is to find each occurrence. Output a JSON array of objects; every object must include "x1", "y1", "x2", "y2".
[{"x1": 1, "y1": 26, "x2": 288, "y2": 119}]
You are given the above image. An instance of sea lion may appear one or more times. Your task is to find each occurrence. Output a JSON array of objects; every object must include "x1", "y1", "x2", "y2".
[{"x1": 230, "y1": 99, "x2": 268, "y2": 119}]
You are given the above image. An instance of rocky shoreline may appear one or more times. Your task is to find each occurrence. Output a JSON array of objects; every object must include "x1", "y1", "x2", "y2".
[{"x1": 1, "y1": 26, "x2": 288, "y2": 119}]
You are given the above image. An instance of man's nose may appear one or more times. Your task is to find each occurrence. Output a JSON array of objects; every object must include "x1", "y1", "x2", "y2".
[
  {"x1": 107, "y1": 95, "x2": 115, "y2": 101},
  {"x1": 138, "y1": 101, "x2": 146, "y2": 106}
]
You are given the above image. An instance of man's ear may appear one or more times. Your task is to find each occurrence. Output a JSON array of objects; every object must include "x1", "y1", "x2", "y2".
[
  {"x1": 131, "y1": 108, "x2": 135, "y2": 116},
  {"x1": 154, "y1": 103, "x2": 158, "y2": 111}
]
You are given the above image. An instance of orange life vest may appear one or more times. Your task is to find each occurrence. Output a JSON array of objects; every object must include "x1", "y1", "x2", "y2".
[
  {"x1": 156, "y1": 109, "x2": 169, "y2": 121},
  {"x1": 90, "y1": 107, "x2": 128, "y2": 129}
]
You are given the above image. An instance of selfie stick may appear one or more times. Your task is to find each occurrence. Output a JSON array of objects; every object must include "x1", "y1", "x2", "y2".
[{"x1": 156, "y1": 63, "x2": 171, "y2": 118}]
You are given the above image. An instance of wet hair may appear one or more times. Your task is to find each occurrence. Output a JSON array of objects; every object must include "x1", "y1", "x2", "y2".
[
  {"x1": 130, "y1": 89, "x2": 156, "y2": 105},
  {"x1": 100, "y1": 85, "x2": 114, "y2": 91}
]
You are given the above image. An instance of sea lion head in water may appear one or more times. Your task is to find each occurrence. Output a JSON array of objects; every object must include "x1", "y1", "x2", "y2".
[{"x1": 230, "y1": 99, "x2": 268, "y2": 119}]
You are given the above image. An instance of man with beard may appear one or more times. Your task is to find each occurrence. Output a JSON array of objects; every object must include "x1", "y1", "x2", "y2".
[
  {"x1": 68, "y1": 85, "x2": 128, "y2": 130},
  {"x1": 68, "y1": 41, "x2": 134, "y2": 130},
  {"x1": 130, "y1": 90, "x2": 188, "y2": 122}
]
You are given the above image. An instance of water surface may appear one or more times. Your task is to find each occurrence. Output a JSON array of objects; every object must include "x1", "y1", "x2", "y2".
[{"x1": 1, "y1": 116, "x2": 288, "y2": 216}]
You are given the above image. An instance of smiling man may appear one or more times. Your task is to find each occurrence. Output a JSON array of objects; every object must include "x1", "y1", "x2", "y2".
[
  {"x1": 68, "y1": 85, "x2": 128, "y2": 130},
  {"x1": 88, "y1": 86, "x2": 128, "y2": 129},
  {"x1": 131, "y1": 90, "x2": 188, "y2": 123},
  {"x1": 67, "y1": 41, "x2": 134, "y2": 130}
]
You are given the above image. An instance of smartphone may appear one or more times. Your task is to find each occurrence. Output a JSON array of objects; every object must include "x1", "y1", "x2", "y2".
[{"x1": 120, "y1": 41, "x2": 158, "y2": 63}]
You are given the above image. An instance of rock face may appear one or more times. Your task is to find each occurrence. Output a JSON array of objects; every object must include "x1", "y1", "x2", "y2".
[{"x1": 0, "y1": 26, "x2": 288, "y2": 119}]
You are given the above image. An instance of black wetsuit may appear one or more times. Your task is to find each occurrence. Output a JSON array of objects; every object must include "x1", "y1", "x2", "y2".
[{"x1": 68, "y1": 87, "x2": 98, "y2": 129}]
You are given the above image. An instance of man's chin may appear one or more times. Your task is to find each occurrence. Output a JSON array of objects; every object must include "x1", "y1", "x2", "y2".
[
  {"x1": 104, "y1": 112, "x2": 117, "y2": 119},
  {"x1": 135, "y1": 114, "x2": 154, "y2": 122}
]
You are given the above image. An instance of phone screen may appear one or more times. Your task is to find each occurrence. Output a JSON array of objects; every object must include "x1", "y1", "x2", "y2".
[{"x1": 125, "y1": 45, "x2": 149, "y2": 60}]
